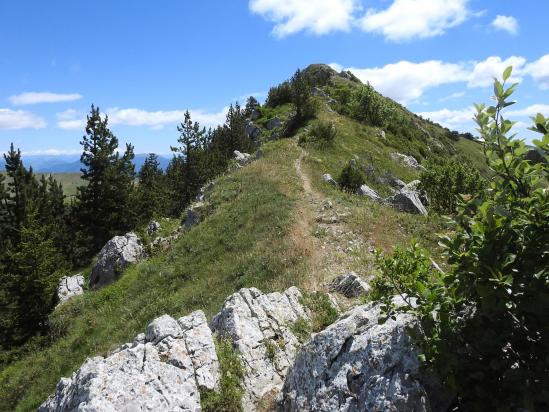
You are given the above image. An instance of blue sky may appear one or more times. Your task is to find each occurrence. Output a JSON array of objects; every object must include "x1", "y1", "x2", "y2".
[{"x1": 1, "y1": 0, "x2": 547, "y2": 155}]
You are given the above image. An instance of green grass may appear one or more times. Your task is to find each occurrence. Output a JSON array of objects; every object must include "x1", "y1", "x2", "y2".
[
  {"x1": 0, "y1": 139, "x2": 307, "y2": 411},
  {"x1": 1, "y1": 172, "x2": 84, "y2": 198}
]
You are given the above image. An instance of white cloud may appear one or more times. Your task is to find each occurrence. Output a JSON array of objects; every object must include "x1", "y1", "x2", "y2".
[
  {"x1": 22, "y1": 148, "x2": 81, "y2": 156},
  {"x1": 56, "y1": 107, "x2": 228, "y2": 130},
  {"x1": 439, "y1": 91, "x2": 465, "y2": 102},
  {"x1": 345, "y1": 60, "x2": 469, "y2": 103},
  {"x1": 418, "y1": 107, "x2": 475, "y2": 129},
  {"x1": 467, "y1": 56, "x2": 526, "y2": 87},
  {"x1": 359, "y1": 0, "x2": 471, "y2": 41},
  {"x1": 9, "y1": 92, "x2": 82, "y2": 106},
  {"x1": 491, "y1": 15, "x2": 518, "y2": 35},
  {"x1": 524, "y1": 54, "x2": 549, "y2": 90},
  {"x1": 0, "y1": 108, "x2": 46, "y2": 130},
  {"x1": 507, "y1": 104, "x2": 549, "y2": 117},
  {"x1": 107, "y1": 107, "x2": 228, "y2": 129},
  {"x1": 249, "y1": 0, "x2": 359, "y2": 37}
]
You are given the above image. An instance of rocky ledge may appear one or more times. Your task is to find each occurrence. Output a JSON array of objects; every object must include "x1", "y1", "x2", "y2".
[{"x1": 39, "y1": 288, "x2": 450, "y2": 412}]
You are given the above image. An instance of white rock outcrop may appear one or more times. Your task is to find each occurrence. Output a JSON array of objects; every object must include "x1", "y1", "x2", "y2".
[
  {"x1": 39, "y1": 311, "x2": 219, "y2": 412},
  {"x1": 234, "y1": 150, "x2": 253, "y2": 167},
  {"x1": 56, "y1": 274, "x2": 85, "y2": 305},
  {"x1": 89, "y1": 232, "x2": 145, "y2": 289},
  {"x1": 356, "y1": 184, "x2": 381, "y2": 202},
  {"x1": 323, "y1": 173, "x2": 338, "y2": 186},
  {"x1": 391, "y1": 152, "x2": 425, "y2": 171},
  {"x1": 211, "y1": 287, "x2": 310, "y2": 411},
  {"x1": 183, "y1": 201, "x2": 210, "y2": 230},
  {"x1": 278, "y1": 298, "x2": 450, "y2": 411}
]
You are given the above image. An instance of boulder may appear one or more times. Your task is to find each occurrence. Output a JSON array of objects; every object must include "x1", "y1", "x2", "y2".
[
  {"x1": 39, "y1": 311, "x2": 219, "y2": 411},
  {"x1": 90, "y1": 233, "x2": 145, "y2": 289},
  {"x1": 391, "y1": 152, "x2": 424, "y2": 170},
  {"x1": 388, "y1": 191, "x2": 428, "y2": 216},
  {"x1": 211, "y1": 287, "x2": 310, "y2": 411},
  {"x1": 356, "y1": 184, "x2": 381, "y2": 202},
  {"x1": 278, "y1": 299, "x2": 451, "y2": 411},
  {"x1": 376, "y1": 129, "x2": 386, "y2": 139},
  {"x1": 234, "y1": 150, "x2": 253, "y2": 166},
  {"x1": 266, "y1": 117, "x2": 283, "y2": 130},
  {"x1": 183, "y1": 201, "x2": 210, "y2": 230},
  {"x1": 56, "y1": 274, "x2": 85, "y2": 305},
  {"x1": 323, "y1": 173, "x2": 338, "y2": 187},
  {"x1": 245, "y1": 122, "x2": 262, "y2": 140},
  {"x1": 147, "y1": 220, "x2": 161, "y2": 235},
  {"x1": 329, "y1": 272, "x2": 371, "y2": 298}
]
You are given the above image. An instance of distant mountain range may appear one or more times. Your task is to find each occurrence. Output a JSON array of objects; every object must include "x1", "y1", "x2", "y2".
[{"x1": 0, "y1": 154, "x2": 172, "y2": 174}]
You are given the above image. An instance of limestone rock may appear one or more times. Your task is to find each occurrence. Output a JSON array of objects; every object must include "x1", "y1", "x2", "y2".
[
  {"x1": 329, "y1": 272, "x2": 371, "y2": 298},
  {"x1": 250, "y1": 107, "x2": 261, "y2": 121},
  {"x1": 56, "y1": 274, "x2": 85, "y2": 305},
  {"x1": 356, "y1": 184, "x2": 381, "y2": 202},
  {"x1": 388, "y1": 190, "x2": 428, "y2": 215},
  {"x1": 182, "y1": 201, "x2": 210, "y2": 230},
  {"x1": 323, "y1": 173, "x2": 338, "y2": 186},
  {"x1": 391, "y1": 152, "x2": 425, "y2": 170},
  {"x1": 234, "y1": 150, "x2": 253, "y2": 166},
  {"x1": 90, "y1": 233, "x2": 145, "y2": 289},
  {"x1": 39, "y1": 311, "x2": 220, "y2": 411},
  {"x1": 147, "y1": 220, "x2": 161, "y2": 235},
  {"x1": 211, "y1": 287, "x2": 310, "y2": 411},
  {"x1": 278, "y1": 299, "x2": 451, "y2": 411},
  {"x1": 245, "y1": 122, "x2": 262, "y2": 140},
  {"x1": 266, "y1": 117, "x2": 282, "y2": 130}
]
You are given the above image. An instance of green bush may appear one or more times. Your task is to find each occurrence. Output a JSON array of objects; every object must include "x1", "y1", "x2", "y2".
[
  {"x1": 420, "y1": 159, "x2": 485, "y2": 214},
  {"x1": 300, "y1": 291, "x2": 339, "y2": 332},
  {"x1": 373, "y1": 68, "x2": 549, "y2": 410},
  {"x1": 349, "y1": 84, "x2": 393, "y2": 127},
  {"x1": 309, "y1": 121, "x2": 337, "y2": 145},
  {"x1": 338, "y1": 162, "x2": 365, "y2": 192}
]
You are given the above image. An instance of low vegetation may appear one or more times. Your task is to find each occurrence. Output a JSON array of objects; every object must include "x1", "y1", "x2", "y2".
[{"x1": 371, "y1": 69, "x2": 549, "y2": 410}]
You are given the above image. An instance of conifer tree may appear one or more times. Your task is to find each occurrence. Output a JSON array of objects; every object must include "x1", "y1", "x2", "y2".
[
  {"x1": 0, "y1": 209, "x2": 66, "y2": 348},
  {"x1": 135, "y1": 153, "x2": 166, "y2": 222},
  {"x1": 73, "y1": 106, "x2": 136, "y2": 260}
]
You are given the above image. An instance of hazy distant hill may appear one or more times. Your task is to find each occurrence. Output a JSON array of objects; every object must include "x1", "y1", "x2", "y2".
[{"x1": 0, "y1": 153, "x2": 172, "y2": 173}]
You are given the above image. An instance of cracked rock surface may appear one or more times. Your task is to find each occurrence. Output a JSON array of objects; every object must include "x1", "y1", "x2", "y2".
[
  {"x1": 39, "y1": 311, "x2": 219, "y2": 412},
  {"x1": 56, "y1": 274, "x2": 85, "y2": 305},
  {"x1": 329, "y1": 272, "x2": 371, "y2": 298},
  {"x1": 90, "y1": 232, "x2": 145, "y2": 289},
  {"x1": 278, "y1": 298, "x2": 450, "y2": 412},
  {"x1": 211, "y1": 287, "x2": 309, "y2": 411}
]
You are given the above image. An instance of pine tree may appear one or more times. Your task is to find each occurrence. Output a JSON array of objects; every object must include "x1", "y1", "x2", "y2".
[
  {"x1": 170, "y1": 110, "x2": 207, "y2": 213},
  {"x1": 290, "y1": 69, "x2": 314, "y2": 121},
  {"x1": 0, "y1": 209, "x2": 66, "y2": 348},
  {"x1": 135, "y1": 153, "x2": 166, "y2": 223},
  {"x1": 73, "y1": 106, "x2": 136, "y2": 260}
]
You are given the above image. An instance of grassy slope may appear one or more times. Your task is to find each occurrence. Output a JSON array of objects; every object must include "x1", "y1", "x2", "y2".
[
  {"x1": 0, "y1": 140, "x2": 308, "y2": 411},
  {"x1": 0, "y1": 66, "x2": 487, "y2": 411}
]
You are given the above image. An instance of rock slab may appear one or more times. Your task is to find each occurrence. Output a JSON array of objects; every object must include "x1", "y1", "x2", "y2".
[
  {"x1": 211, "y1": 287, "x2": 310, "y2": 411},
  {"x1": 39, "y1": 310, "x2": 219, "y2": 412},
  {"x1": 56, "y1": 274, "x2": 85, "y2": 305},
  {"x1": 278, "y1": 299, "x2": 450, "y2": 411},
  {"x1": 90, "y1": 233, "x2": 145, "y2": 289},
  {"x1": 329, "y1": 272, "x2": 371, "y2": 298}
]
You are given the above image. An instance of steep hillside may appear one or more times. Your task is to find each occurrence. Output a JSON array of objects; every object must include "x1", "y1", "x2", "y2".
[{"x1": 0, "y1": 64, "x2": 487, "y2": 411}]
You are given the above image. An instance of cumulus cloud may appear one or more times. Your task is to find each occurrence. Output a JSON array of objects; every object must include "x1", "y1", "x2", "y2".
[
  {"x1": 418, "y1": 107, "x2": 475, "y2": 129},
  {"x1": 0, "y1": 108, "x2": 46, "y2": 130},
  {"x1": 249, "y1": 0, "x2": 359, "y2": 37},
  {"x1": 107, "y1": 108, "x2": 228, "y2": 130},
  {"x1": 524, "y1": 54, "x2": 549, "y2": 90},
  {"x1": 56, "y1": 107, "x2": 228, "y2": 130},
  {"x1": 467, "y1": 56, "x2": 526, "y2": 87},
  {"x1": 491, "y1": 15, "x2": 518, "y2": 35},
  {"x1": 9, "y1": 92, "x2": 82, "y2": 106},
  {"x1": 344, "y1": 60, "x2": 469, "y2": 103},
  {"x1": 22, "y1": 148, "x2": 82, "y2": 156},
  {"x1": 360, "y1": 0, "x2": 471, "y2": 41},
  {"x1": 507, "y1": 104, "x2": 549, "y2": 117}
]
